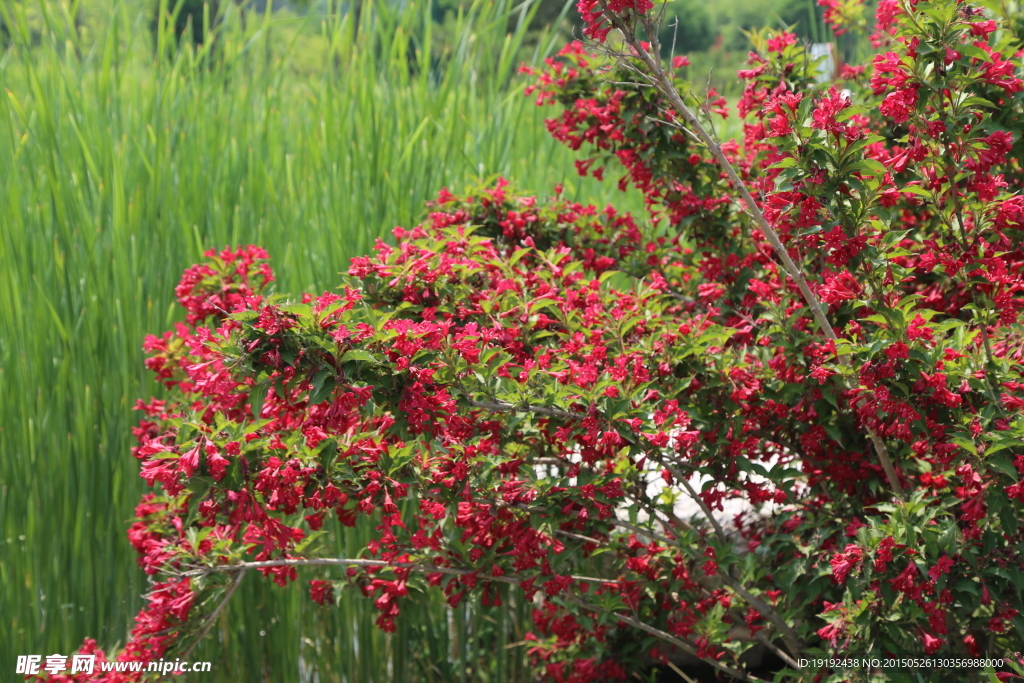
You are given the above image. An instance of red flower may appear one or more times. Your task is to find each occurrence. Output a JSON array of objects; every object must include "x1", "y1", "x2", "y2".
[
  {"x1": 889, "y1": 561, "x2": 919, "y2": 592},
  {"x1": 811, "y1": 87, "x2": 855, "y2": 140},
  {"x1": 817, "y1": 621, "x2": 845, "y2": 647},
  {"x1": 310, "y1": 580, "x2": 334, "y2": 606},
  {"x1": 819, "y1": 271, "x2": 863, "y2": 304},
  {"x1": 766, "y1": 32, "x2": 798, "y2": 53},
  {"x1": 830, "y1": 545, "x2": 864, "y2": 584},
  {"x1": 927, "y1": 555, "x2": 955, "y2": 581},
  {"x1": 921, "y1": 632, "x2": 943, "y2": 654},
  {"x1": 881, "y1": 88, "x2": 918, "y2": 122}
]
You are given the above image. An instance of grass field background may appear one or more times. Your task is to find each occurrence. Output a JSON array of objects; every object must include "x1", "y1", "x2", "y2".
[{"x1": 0, "y1": 1, "x2": 654, "y2": 680}]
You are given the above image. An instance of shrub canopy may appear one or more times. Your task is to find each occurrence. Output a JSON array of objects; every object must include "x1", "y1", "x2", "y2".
[{"x1": 51, "y1": 0, "x2": 1024, "y2": 680}]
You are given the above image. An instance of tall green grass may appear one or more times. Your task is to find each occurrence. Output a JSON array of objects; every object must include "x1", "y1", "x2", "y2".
[{"x1": 0, "y1": 1, "x2": 643, "y2": 679}]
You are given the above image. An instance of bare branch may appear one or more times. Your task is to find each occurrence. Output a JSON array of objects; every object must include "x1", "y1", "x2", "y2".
[
  {"x1": 467, "y1": 398, "x2": 588, "y2": 420},
  {"x1": 564, "y1": 597, "x2": 768, "y2": 683},
  {"x1": 554, "y1": 529, "x2": 608, "y2": 546},
  {"x1": 611, "y1": 511, "x2": 687, "y2": 543},
  {"x1": 180, "y1": 568, "x2": 247, "y2": 660},
  {"x1": 753, "y1": 629, "x2": 802, "y2": 671},
  {"x1": 672, "y1": 463, "x2": 729, "y2": 540},
  {"x1": 172, "y1": 557, "x2": 616, "y2": 587}
]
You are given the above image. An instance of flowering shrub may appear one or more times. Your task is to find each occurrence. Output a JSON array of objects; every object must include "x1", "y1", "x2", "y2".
[{"x1": 47, "y1": 0, "x2": 1024, "y2": 680}]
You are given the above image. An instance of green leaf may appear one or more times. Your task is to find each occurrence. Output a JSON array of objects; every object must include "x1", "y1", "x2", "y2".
[
  {"x1": 309, "y1": 372, "x2": 336, "y2": 405},
  {"x1": 958, "y1": 44, "x2": 991, "y2": 62},
  {"x1": 340, "y1": 349, "x2": 377, "y2": 364},
  {"x1": 938, "y1": 522, "x2": 958, "y2": 552},
  {"x1": 509, "y1": 247, "x2": 531, "y2": 266},
  {"x1": 987, "y1": 455, "x2": 1018, "y2": 478},
  {"x1": 387, "y1": 443, "x2": 417, "y2": 476},
  {"x1": 249, "y1": 381, "x2": 271, "y2": 419},
  {"x1": 770, "y1": 156, "x2": 799, "y2": 170},
  {"x1": 845, "y1": 159, "x2": 887, "y2": 176},
  {"x1": 983, "y1": 667, "x2": 1003, "y2": 683},
  {"x1": 184, "y1": 477, "x2": 215, "y2": 527},
  {"x1": 824, "y1": 424, "x2": 844, "y2": 446},
  {"x1": 950, "y1": 436, "x2": 978, "y2": 456},
  {"x1": 736, "y1": 459, "x2": 769, "y2": 477},
  {"x1": 898, "y1": 184, "x2": 931, "y2": 198},
  {"x1": 984, "y1": 438, "x2": 1020, "y2": 457}
]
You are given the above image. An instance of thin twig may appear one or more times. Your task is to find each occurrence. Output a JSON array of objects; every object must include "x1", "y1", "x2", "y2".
[
  {"x1": 666, "y1": 660, "x2": 700, "y2": 683},
  {"x1": 172, "y1": 557, "x2": 616, "y2": 587},
  {"x1": 723, "y1": 577, "x2": 803, "y2": 660},
  {"x1": 672, "y1": 463, "x2": 728, "y2": 539},
  {"x1": 467, "y1": 398, "x2": 588, "y2": 420},
  {"x1": 625, "y1": 486, "x2": 696, "y2": 538},
  {"x1": 612, "y1": 512, "x2": 685, "y2": 543},
  {"x1": 564, "y1": 597, "x2": 766, "y2": 683},
  {"x1": 753, "y1": 629, "x2": 802, "y2": 670},
  {"x1": 180, "y1": 568, "x2": 247, "y2": 660},
  {"x1": 554, "y1": 529, "x2": 608, "y2": 546}
]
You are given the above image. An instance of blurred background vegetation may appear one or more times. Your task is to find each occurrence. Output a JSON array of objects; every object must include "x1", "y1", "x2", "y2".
[
  {"x1": 0, "y1": 0, "x2": 847, "y2": 681},
  {"x1": 1, "y1": 0, "x2": 847, "y2": 94}
]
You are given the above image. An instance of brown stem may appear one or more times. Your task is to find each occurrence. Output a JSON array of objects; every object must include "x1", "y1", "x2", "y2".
[
  {"x1": 867, "y1": 431, "x2": 904, "y2": 500},
  {"x1": 622, "y1": 491, "x2": 696, "y2": 536},
  {"x1": 753, "y1": 629, "x2": 802, "y2": 671},
  {"x1": 666, "y1": 660, "x2": 700, "y2": 683},
  {"x1": 173, "y1": 557, "x2": 615, "y2": 586},
  {"x1": 180, "y1": 568, "x2": 247, "y2": 660},
  {"x1": 671, "y1": 464, "x2": 728, "y2": 540},
  {"x1": 563, "y1": 597, "x2": 767, "y2": 683},
  {"x1": 553, "y1": 529, "x2": 608, "y2": 546},
  {"x1": 467, "y1": 398, "x2": 587, "y2": 420}
]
